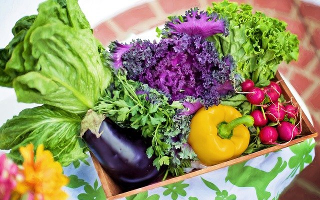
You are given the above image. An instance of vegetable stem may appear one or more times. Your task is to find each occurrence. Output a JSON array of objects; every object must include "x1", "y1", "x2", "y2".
[{"x1": 218, "y1": 115, "x2": 254, "y2": 139}]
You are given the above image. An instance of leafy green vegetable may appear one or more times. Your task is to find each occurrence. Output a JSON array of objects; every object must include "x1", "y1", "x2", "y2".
[
  {"x1": 94, "y1": 70, "x2": 197, "y2": 174},
  {"x1": 0, "y1": 15, "x2": 36, "y2": 87},
  {"x1": 1, "y1": 0, "x2": 112, "y2": 114},
  {"x1": 220, "y1": 94, "x2": 247, "y2": 107},
  {"x1": 207, "y1": 0, "x2": 299, "y2": 86},
  {"x1": 0, "y1": 105, "x2": 87, "y2": 166}
]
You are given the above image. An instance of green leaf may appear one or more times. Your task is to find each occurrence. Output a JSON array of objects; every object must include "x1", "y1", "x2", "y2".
[
  {"x1": 3, "y1": 0, "x2": 112, "y2": 114},
  {"x1": 288, "y1": 139, "x2": 316, "y2": 176},
  {"x1": 146, "y1": 194, "x2": 160, "y2": 200},
  {"x1": 78, "y1": 181, "x2": 106, "y2": 200},
  {"x1": 208, "y1": 1, "x2": 299, "y2": 84},
  {"x1": 113, "y1": 100, "x2": 128, "y2": 108},
  {"x1": 126, "y1": 192, "x2": 160, "y2": 200},
  {"x1": 159, "y1": 156, "x2": 170, "y2": 166},
  {"x1": 131, "y1": 192, "x2": 148, "y2": 200},
  {"x1": 150, "y1": 116, "x2": 161, "y2": 125},
  {"x1": 94, "y1": 180, "x2": 98, "y2": 190},
  {"x1": 0, "y1": 105, "x2": 87, "y2": 166},
  {"x1": 170, "y1": 101, "x2": 184, "y2": 109},
  {"x1": 0, "y1": 15, "x2": 36, "y2": 87},
  {"x1": 67, "y1": 175, "x2": 87, "y2": 188},
  {"x1": 148, "y1": 104, "x2": 159, "y2": 113},
  {"x1": 82, "y1": 158, "x2": 90, "y2": 166},
  {"x1": 221, "y1": 94, "x2": 247, "y2": 107},
  {"x1": 163, "y1": 189, "x2": 171, "y2": 196},
  {"x1": 163, "y1": 181, "x2": 189, "y2": 200},
  {"x1": 141, "y1": 115, "x2": 148, "y2": 126},
  {"x1": 146, "y1": 147, "x2": 154, "y2": 158},
  {"x1": 117, "y1": 107, "x2": 130, "y2": 121},
  {"x1": 171, "y1": 192, "x2": 178, "y2": 200},
  {"x1": 201, "y1": 177, "x2": 220, "y2": 192},
  {"x1": 72, "y1": 160, "x2": 81, "y2": 169}
]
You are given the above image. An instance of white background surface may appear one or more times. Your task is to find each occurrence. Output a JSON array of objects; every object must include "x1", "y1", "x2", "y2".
[{"x1": 0, "y1": 0, "x2": 315, "y2": 125}]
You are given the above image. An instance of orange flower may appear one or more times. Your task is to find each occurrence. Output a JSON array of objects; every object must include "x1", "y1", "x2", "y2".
[{"x1": 14, "y1": 144, "x2": 69, "y2": 200}]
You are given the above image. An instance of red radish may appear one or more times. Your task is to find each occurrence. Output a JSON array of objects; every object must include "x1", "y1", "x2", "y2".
[
  {"x1": 277, "y1": 121, "x2": 300, "y2": 141},
  {"x1": 264, "y1": 81, "x2": 282, "y2": 102},
  {"x1": 246, "y1": 87, "x2": 265, "y2": 105},
  {"x1": 264, "y1": 88, "x2": 280, "y2": 102},
  {"x1": 241, "y1": 79, "x2": 255, "y2": 92},
  {"x1": 251, "y1": 110, "x2": 268, "y2": 127},
  {"x1": 285, "y1": 104, "x2": 298, "y2": 119},
  {"x1": 265, "y1": 102, "x2": 285, "y2": 122},
  {"x1": 259, "y1": 126, "x2": 278, "y2": 144},
  {"x1": 267, "y1": 81, "x2": 282, "y2": 95}
]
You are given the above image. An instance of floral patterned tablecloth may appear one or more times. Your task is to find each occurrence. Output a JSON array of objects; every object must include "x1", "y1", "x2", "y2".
[{"x1": 60, "y1": 138, "x2": 315, "y2": 200}]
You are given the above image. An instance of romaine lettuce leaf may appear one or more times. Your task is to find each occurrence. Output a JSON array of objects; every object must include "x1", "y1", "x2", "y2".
[
  {"x1": 0, "y1": 15, "x2": 36, "y2": 87},
  {"x1": 0, "y1": 105, "x2": 87, "y2": 166},
  {"x1": 1, "y1": 0, "x2": 112, "y2": 114}
]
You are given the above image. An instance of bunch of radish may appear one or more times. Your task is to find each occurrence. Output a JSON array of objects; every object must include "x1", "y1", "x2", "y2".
[{"x1": 241, "y1": 79, "x2": 301, "y2": 145}]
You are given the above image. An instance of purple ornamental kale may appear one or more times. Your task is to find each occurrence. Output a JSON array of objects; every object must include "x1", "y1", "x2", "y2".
[
  {"x1": 163, "y1": 8, "x2": 228, "y2": 38},
  {"x1": 109, "y1": 41, "x2": 132, "y2": 69},
  {"x1": 109, "y1": 8, "x2": 235, "y2": 108}
]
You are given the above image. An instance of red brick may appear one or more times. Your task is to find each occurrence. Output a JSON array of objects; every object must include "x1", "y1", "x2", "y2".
[
  {"x1": 289, "y1": 72, "x2": 313, "y2": 96},
  {"x1": 311, "y1": 115, "x2": 320, "y2": 134},
  {"x1": 291, "y1": 46, "x2": 315, "y2": 68},
  {"x1": 276, "y1": 15, "x2": 306, "y2": 40},
  {"x1": 306, "y1": 86, "x2": 320, "y2": 111},
  {"x1": 312, "y1": 62, "x2": 320, "y2": 77},
  {"x1": 93, "y1": 22, "x2": 117, "y2": 46},
  {"x1": 278, "y1": 63, "x2": 290, "y2": 77},
  {"x1": 279, "y1": 180, "x2": 320, "y2": 200},
  {"x1": 159, "y1": 0, "x2": 201, "y2": 14},
  {"x1": 112, "y1": 3, "x2": 156, "y2": 31},
  {"x1": 207, "y1": 0, "x2": 248, "y2": 6},
  {"x1": 299, "y1": 2, "x2": 320, "y2": 21},
  {"x1": 134, "y1": 19, "x2": 166, "y2": 36},
  {"x1": 254, "y1": 0, "x2": 293, "y2": 13},
  {"x1": 311, "y1": 28, "x2": 320, "y2": 50}
]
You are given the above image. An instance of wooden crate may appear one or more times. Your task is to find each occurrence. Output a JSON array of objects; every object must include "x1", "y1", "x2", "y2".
[{"x1": 92, "y1": 72, "x2": 318, "y2": 200}]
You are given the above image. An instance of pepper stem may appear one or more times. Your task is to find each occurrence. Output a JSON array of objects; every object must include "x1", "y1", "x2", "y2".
[{"x1": 218, "y1": 115, "x2": 254, "y2": 139}]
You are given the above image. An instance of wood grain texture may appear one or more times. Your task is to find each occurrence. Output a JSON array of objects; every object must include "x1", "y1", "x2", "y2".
[{"x1": 93, "y1": 72, "x2": 318, "y2": 199}]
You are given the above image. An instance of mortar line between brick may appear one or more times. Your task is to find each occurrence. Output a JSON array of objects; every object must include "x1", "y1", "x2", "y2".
[
  {"x1": 290, "y1": 0, "x2": 304, "y2": 20},
  {"x1": 301, "y1": 82, "x2": 319, "y2": 101},
  {"x1": 149, "y1": 1, "x2": 167, "y2": 19},
  {"x1": 313, "y1": 112, "x2": 320, "y2": 126},
  {"x1": 285, "y1": 66, "x2": 294, "y2": 80},
  {"x1": 289, "y1": 62, "x2": 320, "y2": 98},
  {"x1": 293, "y1": 0, "x2": 320, "y2": 60},
  {"x1": 106, "y1": 19, "x2": 125, "y2": 37},
  {"x1": 199, "y1": 0, "x2": 209, "y2": 9},
  {"x1": 296, "y1": 178, "x2": 320, "y2": 197},
  {"x1": 303, "y1": 54, "x2": 319, "y2": 75}
]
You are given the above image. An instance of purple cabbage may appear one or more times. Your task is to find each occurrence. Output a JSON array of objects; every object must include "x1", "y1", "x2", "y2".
[{"x1": 108, "y1": 8, "x2": 236, "y2": 108}]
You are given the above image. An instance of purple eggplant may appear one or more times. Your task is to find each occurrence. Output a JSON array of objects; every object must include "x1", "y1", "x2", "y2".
[{"x1": 83, "y1": 118, "x2": 163, "y2": 191}]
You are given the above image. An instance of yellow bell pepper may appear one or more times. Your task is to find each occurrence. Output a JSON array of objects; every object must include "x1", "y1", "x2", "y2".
[{"x1": 188, "y1": 104, "x2": 254, "y2": 166}]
